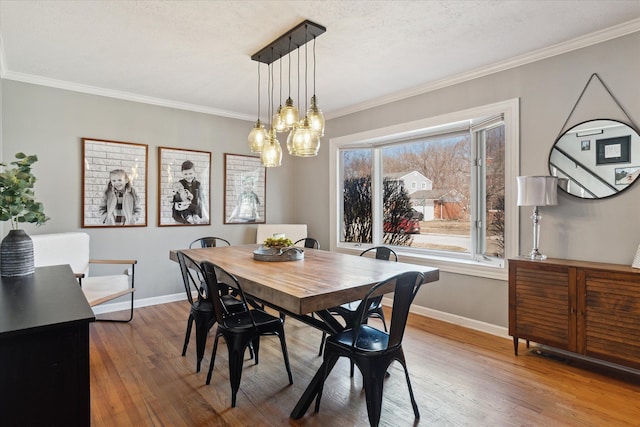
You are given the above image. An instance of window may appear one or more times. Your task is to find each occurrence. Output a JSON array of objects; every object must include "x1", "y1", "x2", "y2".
[{"x1": 330, "y1": 99, "x2": 519, "y2": 279}]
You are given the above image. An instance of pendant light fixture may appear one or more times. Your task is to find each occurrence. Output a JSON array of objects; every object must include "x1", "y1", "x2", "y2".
[
  {"x1": 272, "y1": 56, "x2": 287, "y2": 133},
  {"x1": 307, "y1": 36, "x2": 325, "y2": 137},
  {"x1": 279, "y1": 37, "x2": 299, "y2": 129},
  {"x1": 249, "y1": 20, "x2": 326, "y2": 166},
  {"x1": 247, "y1": 59, "x2": 267, "y2": 153},
  {"x1": 260, "y1": 59, "x2": 282, "y2": 167},
  {"x1": 293, "y1": 26, "x2": 320, "y2": 157}
]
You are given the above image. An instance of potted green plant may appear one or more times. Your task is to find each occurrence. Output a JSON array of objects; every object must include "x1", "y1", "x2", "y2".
[{"x1": 0, "y1": 153, "x2": 49, "y2": 277}]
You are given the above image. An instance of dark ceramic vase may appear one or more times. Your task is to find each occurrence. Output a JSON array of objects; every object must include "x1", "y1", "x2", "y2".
[{"x1": 1, "y1": 229, "x2": 35, "y2": 277}]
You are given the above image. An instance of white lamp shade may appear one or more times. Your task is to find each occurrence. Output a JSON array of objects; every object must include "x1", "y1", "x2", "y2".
[{"x1": 517, "y1": 176, "x2": 558, "y2": 206}]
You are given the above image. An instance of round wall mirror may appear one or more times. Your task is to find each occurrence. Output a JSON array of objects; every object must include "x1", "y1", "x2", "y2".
[{"x1": 548, "y1": 119, "x2": 640, "y2": 199}]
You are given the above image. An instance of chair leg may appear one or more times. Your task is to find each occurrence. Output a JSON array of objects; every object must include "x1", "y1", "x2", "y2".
[
  {"x1": 228, "y1": 344, "x2": 246, "y2": 408},
  {"x1": 398, "y1": 351, "x2": 420, "y2": 419},
  {"x1": 94, "y1": 292, "x2": 134, "y2": 322},
  {"x1": 361, "y1": 362, "x2": 388, "y2": 427},
  {"x1": 252, "y1": 337, "x2": 261, "y2": 364},
  {"x1": 194, "y1": 316, "x2": 210, "y2": 373},
  {"x1": 206, "y1": 334, "x2": 221, "y2": 385},
  {"x1": 248, "y1": 342, "x2": 255, "y2": 360},
  {"x1": 227, "y1": 335, "x2": 258, "y2": 408},
  {"x1": 182, "y1": 316, "x2": 193, "y2": 356}
]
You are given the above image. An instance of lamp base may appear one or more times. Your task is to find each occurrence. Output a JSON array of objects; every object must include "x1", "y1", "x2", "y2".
[{"x1": 528, "y1": 249, "x2": 547, "y2": 261}]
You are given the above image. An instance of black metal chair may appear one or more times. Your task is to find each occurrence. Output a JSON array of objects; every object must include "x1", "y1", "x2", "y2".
[
  {"x1": 176, "y1": 251, "x2": 245, "y2": 372},
  {"x1": 314, "y1": 270, "x2": 425, "y2": 427},
  {"x1": 202, "y1": 260, "x2": 293, "y2": 407},
  {"x1": 319, "y1": 246, "x2": 397, "y2": 360},
  {"x1": 189, "y1": 236, "x2": 231, "y2": 248},
  {"x1": 294, "y1": 237, "x2": 320, "y2": 249}
]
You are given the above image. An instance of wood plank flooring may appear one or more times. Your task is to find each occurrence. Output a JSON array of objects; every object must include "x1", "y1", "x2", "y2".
[{"x1": 90, "y1": 302, "x2": 640, "y2": 426}]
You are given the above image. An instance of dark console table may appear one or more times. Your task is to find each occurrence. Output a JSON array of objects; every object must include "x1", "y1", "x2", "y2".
[{"x1": 0, "y1": 264, "x2": 95, "y2": 426}]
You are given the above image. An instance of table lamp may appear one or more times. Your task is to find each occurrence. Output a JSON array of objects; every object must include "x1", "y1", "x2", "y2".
[{"x1": 517, "y1": 176, "x2": 558, "y2": 260}]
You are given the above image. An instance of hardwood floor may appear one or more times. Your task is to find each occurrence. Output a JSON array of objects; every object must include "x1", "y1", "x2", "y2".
[{"x1": 90, "y1": 302, "x2": 640, "y2": 426}]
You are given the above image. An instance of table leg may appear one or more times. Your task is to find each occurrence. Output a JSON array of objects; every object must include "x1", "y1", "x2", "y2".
[{"x1": 290, "y1": 355, "x2": 338, "y2": 419}]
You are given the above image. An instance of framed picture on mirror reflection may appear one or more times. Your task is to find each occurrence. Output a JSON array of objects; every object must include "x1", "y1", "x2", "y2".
[
  {"x1": 615, "y1": 166, "x2": 640, "y2": 186},
  {"x1": 581, "y1": 140, "x2": 590, "y2": 151},
  {"x1": 596, "y1": 135, "x2": 631, "y2": 165}
]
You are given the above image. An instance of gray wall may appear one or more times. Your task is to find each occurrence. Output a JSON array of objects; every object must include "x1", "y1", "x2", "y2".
[
  {"x1": 290, "y1": 32, "x2": 640, "y2": 327},
  {"x1": 1, "y1": 82, "x2": 296, "y2": 300},
  {"x1": 2, "y1": 32, "x2": 639, "y2": 329}
]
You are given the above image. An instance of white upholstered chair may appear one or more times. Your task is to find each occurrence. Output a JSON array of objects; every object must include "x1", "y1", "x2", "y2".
[{"x1": 32, "y1": 232, "x2": 136, "y2": 322}]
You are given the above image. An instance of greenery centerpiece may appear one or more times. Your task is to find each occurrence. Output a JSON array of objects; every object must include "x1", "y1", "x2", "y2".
[
  {"x1": 263, "y1": 236, "x2": 294, "y2": 249},
  {"x1": 0, "y1": 153, "x2": 50, "y2": 277},
  {"x1": 254, "y1": 236, "x2": 302, "y2": 262}
]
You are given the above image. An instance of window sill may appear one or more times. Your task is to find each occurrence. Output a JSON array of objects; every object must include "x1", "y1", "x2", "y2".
[{"x1": 334, "y1": 245, "x2": 508, "y2": 281}]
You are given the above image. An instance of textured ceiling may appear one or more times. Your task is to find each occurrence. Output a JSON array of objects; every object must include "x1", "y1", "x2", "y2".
[{"x1": 1, "y1": 1, "x2": 639, "y2": 121}]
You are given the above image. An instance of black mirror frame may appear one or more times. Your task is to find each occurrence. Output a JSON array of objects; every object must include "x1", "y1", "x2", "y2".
[{"x1": 548, "y1": 118, "x2": 640, "y2": 200}]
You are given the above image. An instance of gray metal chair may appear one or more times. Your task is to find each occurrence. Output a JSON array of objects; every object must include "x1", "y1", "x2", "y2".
[
  {"x1": 294, "y1": 237, "x2": 320, "y2": 249},
  {"x1": 189, "y1": 237, "x2": 231, "y2": 248},
  {"x1": 315, "y1": 270, "x2": 425, "y2": 426},
  {"x1": 319, "y1": 246, "x2": 397, "y2": 361}
]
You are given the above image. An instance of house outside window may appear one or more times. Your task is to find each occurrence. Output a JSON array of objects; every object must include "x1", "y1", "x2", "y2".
[{"x1": 330, "y1": 99, "x2": 519, "y2": 279}]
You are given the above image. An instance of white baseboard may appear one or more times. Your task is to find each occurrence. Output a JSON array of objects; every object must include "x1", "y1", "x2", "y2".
[
  {"x1": 91, "y1": 292, "x2": 186, "y2": 315},
  {"x1": 93, "y1": 293, "x2": 509, "y2": 341},
  {"x1": 382, "y1": 296, "x2": 510, "y2": 339}
]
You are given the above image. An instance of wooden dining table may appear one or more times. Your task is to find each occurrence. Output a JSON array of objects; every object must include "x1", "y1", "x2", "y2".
[{"x1": 169, "y1": 244, "x2": 439, "y2": 418}]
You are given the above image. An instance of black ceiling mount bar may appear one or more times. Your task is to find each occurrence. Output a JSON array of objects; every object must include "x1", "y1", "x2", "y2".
[{"x1": 251, "y1": 20, "x2": 326, "y2": 65}]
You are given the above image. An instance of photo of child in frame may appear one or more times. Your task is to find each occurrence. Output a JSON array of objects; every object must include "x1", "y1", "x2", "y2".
[
  {"x1": 224, "y1": 154, "x2": 265, "y2": 225},
  {"x1": 82, "y1": 138, "x2": 148, "y2": 228},
  {"x1": 159, "y1": 147, "x2": 211, "y2": 227}
]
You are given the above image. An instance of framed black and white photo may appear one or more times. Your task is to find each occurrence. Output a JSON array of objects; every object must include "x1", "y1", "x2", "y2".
[
  {"x1": 82, "y1": 138, "x2": 148, "y2": 227},
  {"x1": 596, "y1": 135, "x2": 631, "y2": 165},
  {"x1": 224, "y1": 153, "x2": 266, "y2": 224},
  {"x1": 158, "y1": 147, "x2": 211, "y2": 226},
  {"x1": 581, "y1": 140, "x2": 590, "y2": 151}
]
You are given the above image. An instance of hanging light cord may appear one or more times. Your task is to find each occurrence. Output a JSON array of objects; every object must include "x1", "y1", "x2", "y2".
[
  {"x1": 256, "y1": 59, "x2": 261, "y2": 120},
  {"x1": 268, "y1": 48, "x2": 273, "y2": 129},
  {"x1": 297, "y1": 43, "x2": 301, "y2": 110},
  {"x1": 304, "y1": 25, "x2": 309, "y2": 112},
  {"x1": 313, "y1": 36, "x2": 317, "y2": 97},
  {"x1": 287, "y1": 37, "x2": 292, "y2": 99},
  {"x1": 279, "y1": 54, "x2": 283, "y2": 106}
]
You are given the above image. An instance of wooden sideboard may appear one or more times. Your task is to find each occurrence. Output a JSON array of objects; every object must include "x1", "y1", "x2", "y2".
[
  {"x1": 509, "y1": 257, "x2": 640, "y2": 370},
  {"x1": 0, "y1": 264, "x2": 95, "y2": 426}
]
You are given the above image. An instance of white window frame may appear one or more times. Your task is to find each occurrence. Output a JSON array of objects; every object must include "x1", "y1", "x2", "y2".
[{"x1": 329, "y1": 99, "x2": 519, "y2": 280}]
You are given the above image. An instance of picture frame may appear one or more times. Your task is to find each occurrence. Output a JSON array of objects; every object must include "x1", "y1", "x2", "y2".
[
  {"x1": 614, "y1": 166, "x2": 640, "y2": 186},
  {"x1": 596, "y1": 135, "x2": 631, "y2": 165},
  {"x1": 224, "y1": 153, "x2": 266, "y2": 224},
  {"x1": 581, "y1": 140, "x2": 590, "y2": 151},
  {"x1": 158, "y1": 147, "x2": 211, "y2": 226},
  {"x1": 82, "y1": 138, "x2": 148, "y2": 227}
]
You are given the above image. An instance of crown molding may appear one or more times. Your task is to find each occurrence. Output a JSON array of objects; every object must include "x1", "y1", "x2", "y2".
[
  {"x1": 0, "y1": 68, "x2": 254, "y2": 121},
  {"x1": 326, "y1": 18, "x2": 640, "y2": 120}
]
